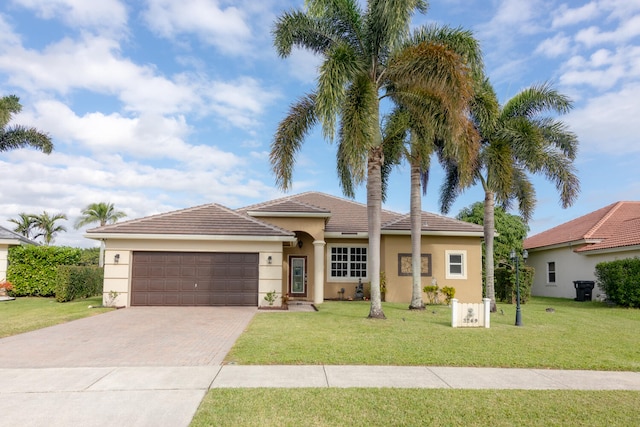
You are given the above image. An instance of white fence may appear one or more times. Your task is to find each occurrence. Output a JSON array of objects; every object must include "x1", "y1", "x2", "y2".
[{"x1": 451, "y1": 298, "x2": 491, "y2": 328}]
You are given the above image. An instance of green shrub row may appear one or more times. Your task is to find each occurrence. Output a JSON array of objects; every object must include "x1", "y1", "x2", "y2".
[
  {"x1": 7, "y1": 246, "x2": 103, "y2": 300},
  {"x1": 495, "y1": 266, "x2": 533, "y2": 304},
  {"x1": 55, "y1": 265, "x2": 104, "y2": 302},
  {"x1": 8, "y1": 246, "x2": 81, "y2": 296},
  {"x1": 595, "y1": 258, "x2": 640, "y2": 308}
]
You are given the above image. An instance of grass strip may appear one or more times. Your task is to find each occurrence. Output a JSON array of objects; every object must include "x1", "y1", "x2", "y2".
[{"x1": 191, "y1": 388, "x2": 640, "y2": 427}]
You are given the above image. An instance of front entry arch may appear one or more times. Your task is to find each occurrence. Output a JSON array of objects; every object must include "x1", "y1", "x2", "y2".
[{"x1": 289, "y1": 255, "x2": 307, "y2": 297}]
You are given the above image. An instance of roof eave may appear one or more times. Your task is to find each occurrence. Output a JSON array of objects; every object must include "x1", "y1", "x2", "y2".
[
  {"x1": 247, "y1": 211, "x2": 331, "y2": 218},
  {"x1": 382, "y1": 230, "x2": 484, "y2": 237},
  {"x1": 525, "y1": 238, "x2": 602, "y2": 252},
  {"x1": 84, "y1": 233, "x2": 296, "y2": 242}
]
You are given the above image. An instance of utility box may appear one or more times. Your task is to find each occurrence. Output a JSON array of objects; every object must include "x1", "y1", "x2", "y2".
[{"x1": 574, "y1": 280, "x2": 595, "y2": 301}]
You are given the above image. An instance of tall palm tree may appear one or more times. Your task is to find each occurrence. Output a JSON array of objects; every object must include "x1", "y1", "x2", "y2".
[
  {"x1": 8, "y1": 213, "x2": 37, "y2": 239},
  {"x1": 382, "y1": 27, "x2": 483, "y2": 310},
  {"x1": 0, "y1": 95, "x2": 53, "y2": 154},
  {"x1": 74, "y1": 202, "x2": 127, "y2": 229},
  {"x1": 271, "y1": 0, "x2": 478, "y2": 318},
  {"x1": 441, "y1": 79, "x2": 580, "y2": 311},
  {"x1": 32, "y1": 211, "x2": 67, "y2": 245}
]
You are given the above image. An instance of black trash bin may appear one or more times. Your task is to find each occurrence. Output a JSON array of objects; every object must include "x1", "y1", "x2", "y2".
[{"x1": 574, "y1": 280, "x2": 595, "y2": 301}]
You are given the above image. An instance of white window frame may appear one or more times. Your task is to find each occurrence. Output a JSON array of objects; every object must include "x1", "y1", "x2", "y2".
[
  {"x1": 327, "y1": 244, "x2": 369, "y2": 282},
  {"x1": 445, "y1": 250, "x2": 467, "y2": 280},
  {"x1": 547, "y1": 261, "x2": 556, "y2": 284}
]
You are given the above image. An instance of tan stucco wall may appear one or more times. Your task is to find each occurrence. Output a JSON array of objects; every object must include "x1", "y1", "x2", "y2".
[
  {"x1": 381, "y1": 234, "x2": 483, "y2": 303},
  {"x1": 528, "y1": 246, "x2": 640, "y2": 299},
  {"x1": 0, "y1": 244, "x2": 8, "y2": 281},
  {"x1": 101, "y1": 238, "x2": 285, "y2": 307}
]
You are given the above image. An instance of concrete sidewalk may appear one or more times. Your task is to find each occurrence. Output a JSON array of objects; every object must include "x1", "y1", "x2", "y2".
[{"x1": 2, "y1": 365, "x2": 640, "y2": 427}]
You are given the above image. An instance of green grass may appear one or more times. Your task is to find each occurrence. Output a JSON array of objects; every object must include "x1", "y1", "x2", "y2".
[
  {"x1": 0, "y1": 296, "x2": 113, "y2": 338},
  {"x1": 226, "y1": 297, "x2": 640, "y2": 371},
  {"x1": 191, "y1": 389, "x2": 640, "y2": 427}
]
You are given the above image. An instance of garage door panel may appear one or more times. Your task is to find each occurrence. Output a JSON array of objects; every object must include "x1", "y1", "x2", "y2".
[{"x1": 131, "y1": 251, "x2": 258, "y2": 306}]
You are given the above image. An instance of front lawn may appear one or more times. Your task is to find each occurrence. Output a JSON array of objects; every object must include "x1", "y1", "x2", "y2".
[
  {"x1": 226, "y1": 297, "x2": 640, "y2": 371},
  {"x1": 191, "y1": 389, "x2": 640, "y2": 427},
  {"x1": 0, "y1": 296, "x2": 113, "y2": 338}
]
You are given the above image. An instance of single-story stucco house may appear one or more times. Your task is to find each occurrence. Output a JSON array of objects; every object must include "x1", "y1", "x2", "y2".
[
  {"x1": 0, "y1": 225, "x2": 37, "y2": 281},
  {"x1": 524, "y1": 201, "x2": 640, "y2": 300},
  {"x1": 86, "y1": 192, "x2": 484, "y2": 307}
]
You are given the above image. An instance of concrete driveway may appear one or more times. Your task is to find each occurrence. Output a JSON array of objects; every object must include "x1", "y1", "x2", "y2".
[
  {"x1": 0, "y1": 306, "x2": 257, "y2": 368},
  {"x1": 0, "y1": 306, "x2": 256, "y2": 427}
]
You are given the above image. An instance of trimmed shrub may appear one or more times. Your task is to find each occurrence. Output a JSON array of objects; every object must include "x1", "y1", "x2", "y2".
[
  {"x1": 55, "y1": 265, "x2": 104, "y2": 302},
  {"x1": 7, "y1": 246, "x2": 81, "y2": 297},
  {"x1": 595, "y1": 258, "x2": 640, "y2": 308},
  {"x1": 78, "y1": 247, "x2": 100, "y2": 266},
  {"x1": 495, "y1": 266, "x2": 533, "y2": 304}
]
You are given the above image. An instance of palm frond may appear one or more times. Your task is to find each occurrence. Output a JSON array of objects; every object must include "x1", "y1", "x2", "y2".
[
  {"x1": 270, "y1": 93, "x2": 318, "y2": 191},
  {"x1": 502, "y1": 81, "x2": 573, "y2": 119},
  {"x1": 0, "y1": 126, "x2": 53, "y2": 154}
]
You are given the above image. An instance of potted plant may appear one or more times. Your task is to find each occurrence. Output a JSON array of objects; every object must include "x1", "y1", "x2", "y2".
[{"x1": 0, "y1": 280, "x2": 13, "y2": 297}]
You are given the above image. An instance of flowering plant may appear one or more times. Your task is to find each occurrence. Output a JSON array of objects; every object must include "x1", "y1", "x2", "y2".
[{"x1": 0, "y1": 280, "x2": 13, "y2": 291}]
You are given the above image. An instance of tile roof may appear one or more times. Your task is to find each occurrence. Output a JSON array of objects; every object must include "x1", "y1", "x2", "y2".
[
  {"x1": 240, "y1": 192, "x2": 483, "y2": 234},
  {"x1": 524, "y1": 201, "x2": 640, "y2": 252},
  {"x1": 383, "y1": 212, "x2": 485, "y2": 233},
  {"x1": 0, "y1": 226, "x2": 37, "y2": 245},
  {"x1": 87, "y1": 191, "x2": 483, "y2": 238},
  {"x1": 87, "y1": 203, "x2": 294, "y2": 237}
]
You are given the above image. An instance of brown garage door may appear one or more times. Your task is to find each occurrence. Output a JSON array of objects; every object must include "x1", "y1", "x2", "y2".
[{"x1": 131, "y1": 252, "x2": 258, "y2": 306}]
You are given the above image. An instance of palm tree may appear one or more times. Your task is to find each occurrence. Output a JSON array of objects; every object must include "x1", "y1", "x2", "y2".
[
  {"x1": 32, "y1": 211, "x2": 67, "y2": 245},
  {"x1": 74, "y1": 202, "x2": 127, "y2": 229},
  {"x1": 381, "y1": 28, "x2": 483, "y2": 310},
  {"x1": 271, "y1": 0, "x2": 479, "y2": 318},
  {"x1": 441, "y1": 79, "x2": 580, "y2": 311},
  {"x1": 8, "y1": 213, "x2": 37, "y2": 239},
  {"x1": 0, "y1": 95, "x2": 53, "y2": 154}
]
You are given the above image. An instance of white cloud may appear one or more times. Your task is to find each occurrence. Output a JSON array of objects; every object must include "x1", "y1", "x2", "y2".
[
  {"x1": 559, "y1": 45, "x2": 640, "y2": 89},
  {"x1": 575, "y1": 15, "x2": 640, "y2": 47},
  {"x1": 566, "y1": 83, "x2": 640, "y2": 154},
  {"x1": 11, "y1": 0, "x2": 128, "y2": 33},
  {"x1": 535, "y1": 33, "x2": 572, "y2": 58},
  {"x1": 285, "y1": 48, "x2": 322, "y2": 84},
  {"x1": 142, "y1": 0, "x2": 252, "y2": 55},
  {"x1": 552, "y1": 2, "x2": 600, "y2": 28},
  {"x1": 0, "y1": 35, "x2": 198, "y2": 115}
]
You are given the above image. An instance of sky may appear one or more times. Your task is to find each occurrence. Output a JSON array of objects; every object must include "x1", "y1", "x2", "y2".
[{"x1": 0, "y1": 0, "x2": 638, "y2": 248}]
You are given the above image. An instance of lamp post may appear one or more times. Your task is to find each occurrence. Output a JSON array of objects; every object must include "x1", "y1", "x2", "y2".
[{"x1": 510, "y1": 248, "x2": 528, "y2": 326}]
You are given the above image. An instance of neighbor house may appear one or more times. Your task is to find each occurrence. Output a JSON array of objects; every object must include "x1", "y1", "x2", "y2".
[
  {"x1": 0, "y1": 225, "x2": 37, "y2": 281},
  {"x1": 524, "y1": 201, "x2": 640, "y2": 299},
  {"x1": 86, "y1": 192, "x2": 484, "y2": 307}
]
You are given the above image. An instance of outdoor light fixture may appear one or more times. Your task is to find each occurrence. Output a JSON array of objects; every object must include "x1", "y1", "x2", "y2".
[
  {"x1": 114, "y1": 254, "x2": 120, "y2": 264},
  {"x1": 267, "y1": 256, "x2": 272, "y2": 264},
  {"x1": 297, "y1": 240, "x2": 303, "y2": 249},
  {"x1": 510, "y1": 249, "x2": 528, "y2": 326}
]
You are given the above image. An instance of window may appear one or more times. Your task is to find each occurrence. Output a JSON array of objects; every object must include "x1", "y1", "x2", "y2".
[
  {"x1": 445, "y1": 250, "x2": 467, "y2": 279},
  {"x1": 547, "y1": 262, "x2": 556, "y2": 283},
  {"x1": 328, "y1": 245, "x2": 368, "y2": 281}
]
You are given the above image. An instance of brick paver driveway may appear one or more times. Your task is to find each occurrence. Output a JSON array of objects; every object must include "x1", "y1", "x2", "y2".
[{"x1": 0, "y1": 307, "x2": 257, "y2": 368}]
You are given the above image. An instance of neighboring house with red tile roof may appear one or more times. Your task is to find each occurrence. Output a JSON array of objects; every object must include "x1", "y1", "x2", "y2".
[
  {"x1": 0, "y1": 225, "x2": 38, "y2": 282},
  {"x1": 524, "y1": 201, "x2": 640, "y2": 299},
  {"x1": 87, "y1": 192, "x2": 484, "y2": 307}
]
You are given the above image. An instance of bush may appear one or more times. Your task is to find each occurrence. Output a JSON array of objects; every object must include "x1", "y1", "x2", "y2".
[
  {"x1": 495, "y1": 266, "x2": 533, "y2": 304},
  {"x1": 7, "y1": 246, "x2": 81, "y2": 297},
  {"x1": 595, "y1": 258, "x2": 640, "y2": 308},
  {"x1": 78, "y1": 247, "x2": 100, "y2": 266},
  {"x1": 55, "y1": 266, "x2": 104, "y2": 302}
]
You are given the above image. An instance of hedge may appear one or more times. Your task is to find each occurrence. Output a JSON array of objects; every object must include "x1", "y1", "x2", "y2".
[
  {"x1": 7, "y1": 246, "x2": 81, "y2": 297},
  {"x1": 595, "y1": 258, "x2": 640, "y2": 308},
  {"x1": 55, "y1": 265, "x2": 104, "y2": 302},
  {"x1": 495, "y1": 266, "x2": 533, "y2": 304}
]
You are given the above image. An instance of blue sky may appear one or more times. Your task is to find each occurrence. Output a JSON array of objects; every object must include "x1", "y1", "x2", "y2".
[{"x1": 0, "y1": 0, "x2": 639, "y2": 247}]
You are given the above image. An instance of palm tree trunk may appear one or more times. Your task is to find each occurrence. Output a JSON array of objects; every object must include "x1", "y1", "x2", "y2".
[
  {"x1": 484, "y1": 191, "x2": 497, "y2": 312},
  {"x1": 367, "y1": 146, "x2": 386, "y2": 319},
  {"x1": 409, "y1": 162, "x2": 425, "y2": 310}
]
